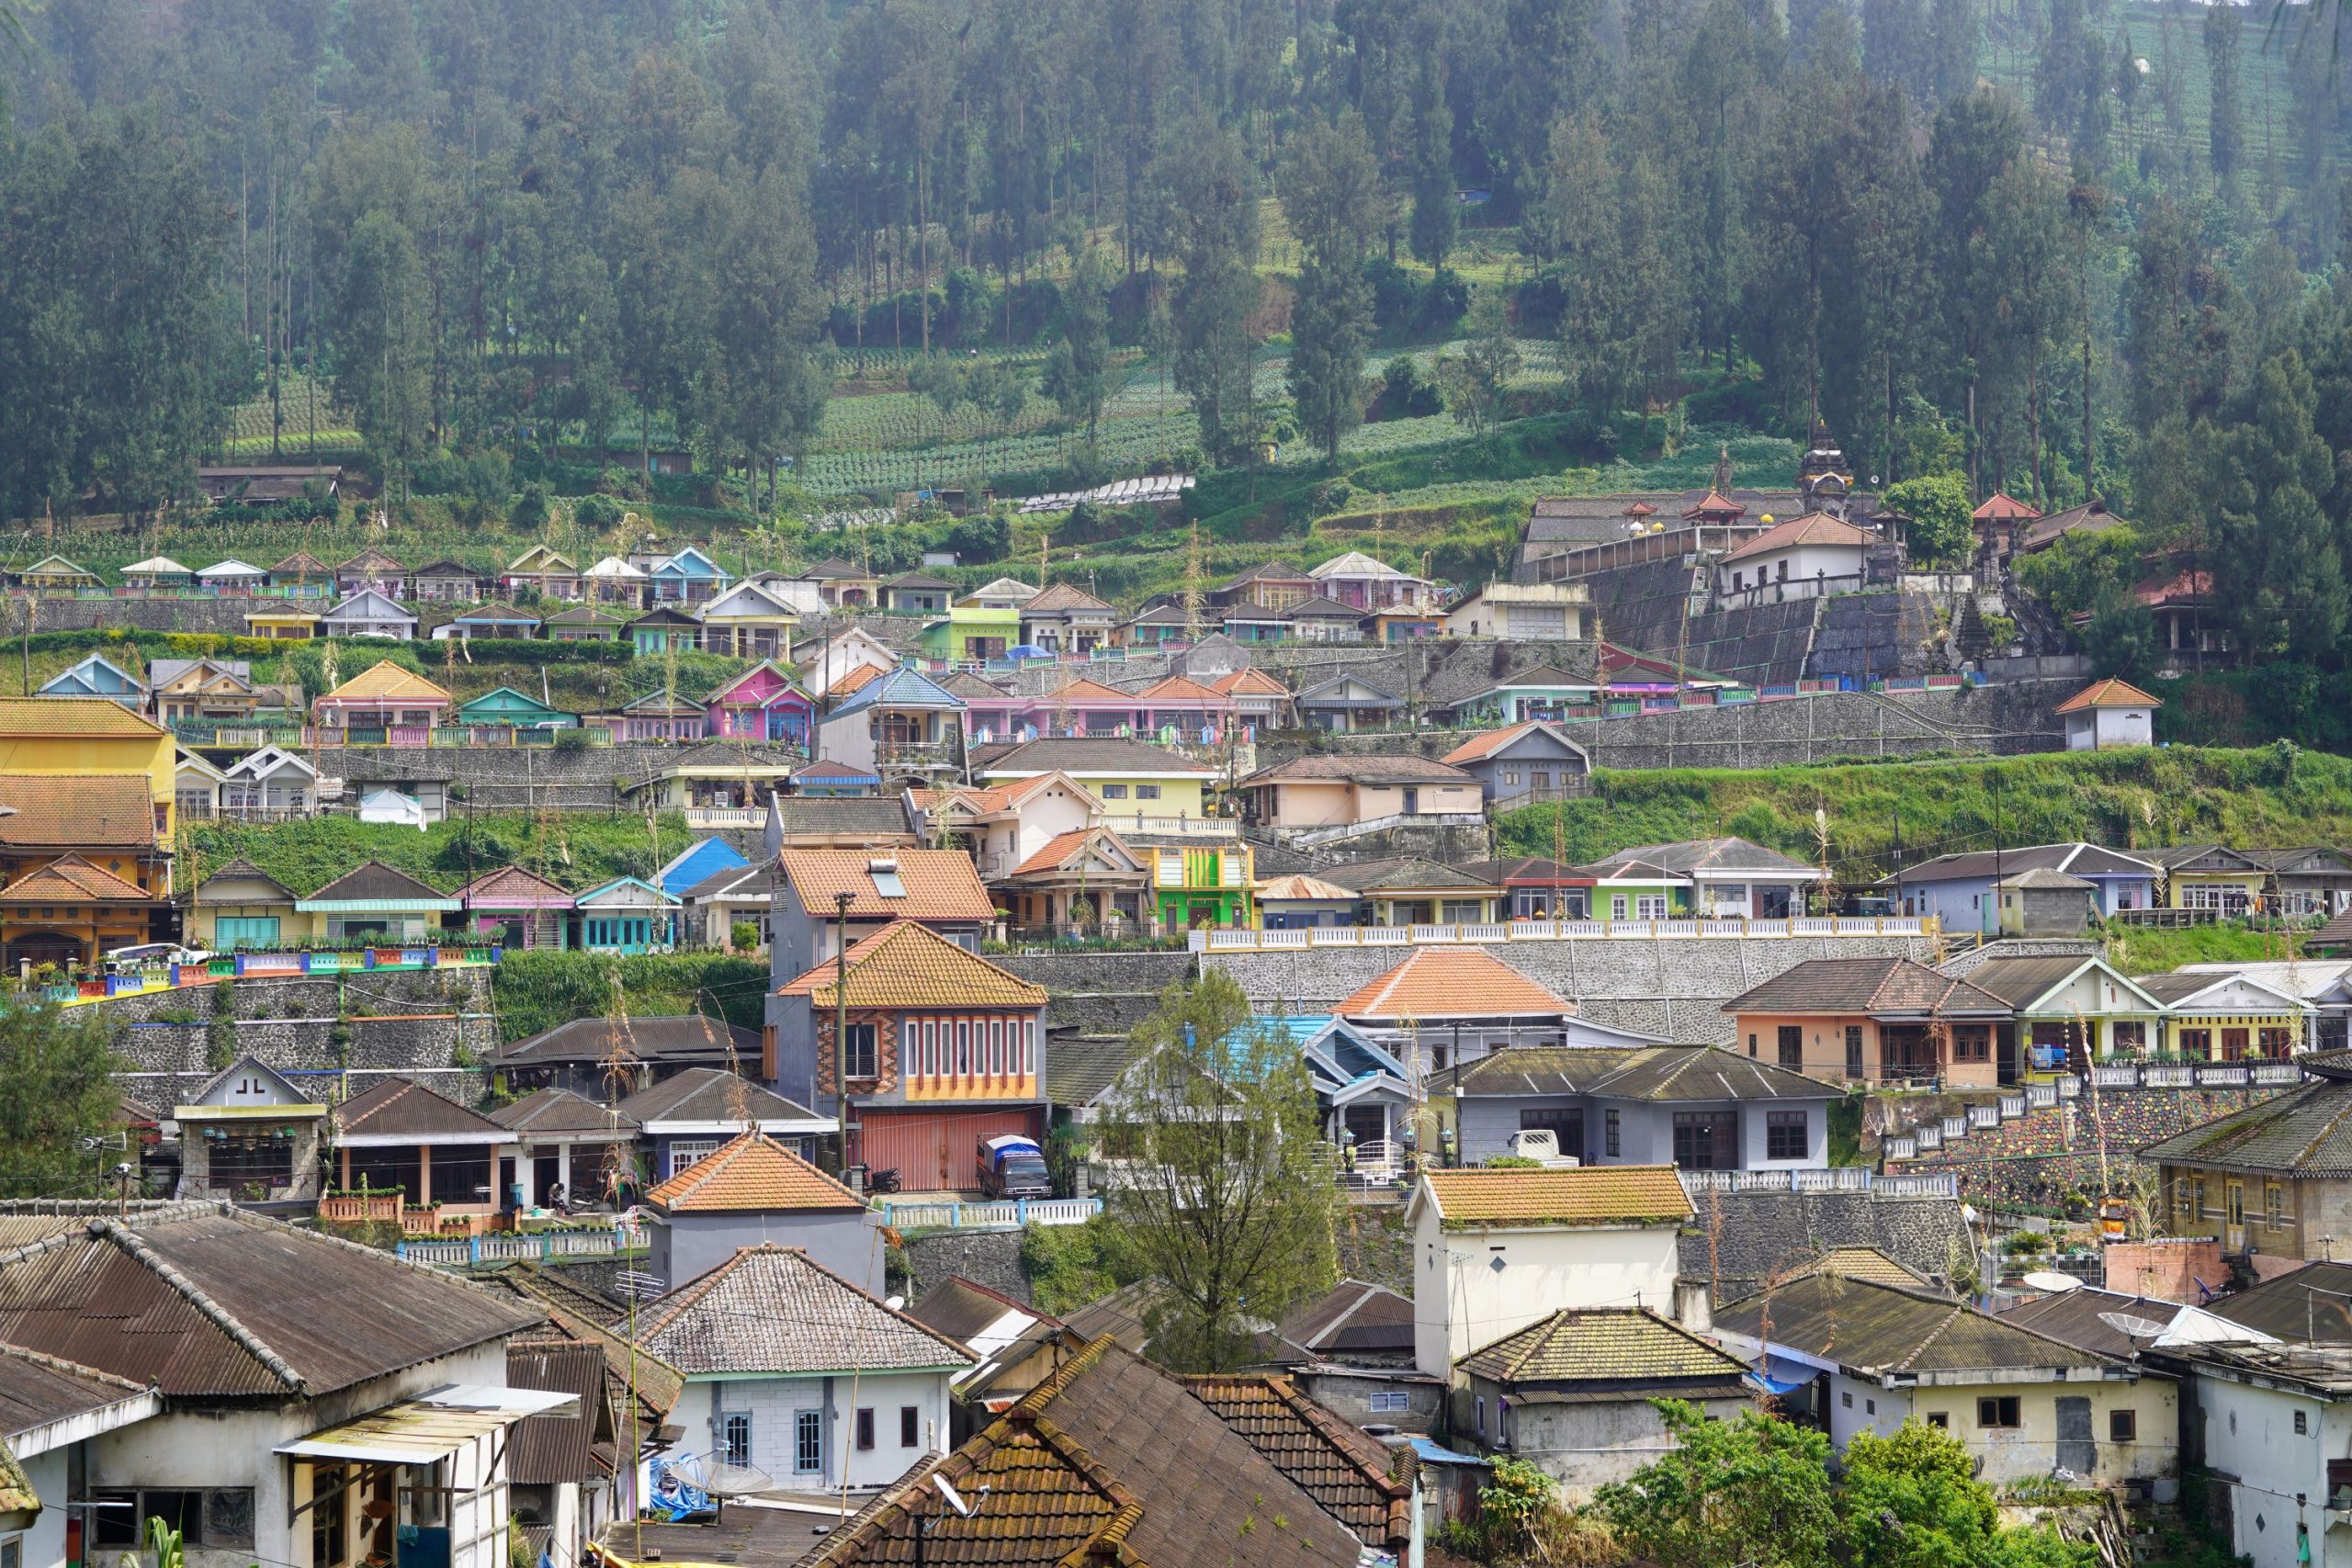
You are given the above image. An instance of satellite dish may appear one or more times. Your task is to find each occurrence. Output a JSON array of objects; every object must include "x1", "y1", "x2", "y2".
[
  {"x1": 705, "y1": 1462, "x2": 775, "y2": 1498},
  {"x1": 2098, "y1": 1310, "x2": 2171, "y2": 1339},
  {"x1": 2021, "y1": 1270, "x2": 2083, "y2": 1293},
  {"x1": 886, "y1": 1295, "x2": 907, "y2": 1311},
  {"x1": 933, "y1": 1475, "x2": 975, "y2": 1518}
]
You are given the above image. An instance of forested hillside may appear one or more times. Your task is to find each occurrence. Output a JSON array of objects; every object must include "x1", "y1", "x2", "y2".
[{"x1": 6, "y1": 0, "x2": 2352, "y2": 675}]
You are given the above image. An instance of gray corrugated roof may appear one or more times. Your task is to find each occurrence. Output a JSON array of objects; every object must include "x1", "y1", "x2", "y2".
[
  {"x1": 490, "y1": 1088, "x2": 636, "y2": 1136},
  {"x1": 1714, "y1": 1274, "x2": 2123, "y2": 1373},
  {"x1": 1877, "y1": 842, "x2": 2159, "y2": 886},
  {"x1": 1435, "y1": 1044, "x2": 1838, "y2": 1102},
  {"x1": 2204, "y1": 1261, "x2": 2352, "y2": 1341},
  {"x1": 1583, "y1": 837, "x2": 1816, "y2": 877},
  {"x1": 1994, "y1": 1288, "x2": 2190, "y2": 1358},
  {"x1": 494, "y1": 1017, "x2": 757, "y2": 1066},
  {"x1": 639, "y1": 1246, "x2": 973, "y2": 1375},
  {"x1": 610, "y1": 1066, "x2": 820, "y2": 1126},
  {"x1": 1961, "y1": 954, "x2": 2109, "y2": 1008}
]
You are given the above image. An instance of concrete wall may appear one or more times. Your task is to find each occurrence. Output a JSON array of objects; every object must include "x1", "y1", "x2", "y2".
[
  {"x1": 676, "y1": 1369, "x2": 948, "y2": 1493},
  {"x1": 2195, "y1": 1375, "x2": 2340, "y2": 1568},
  {"x1": 1458, "y1": 1383, "x2": 1746, "y2": 1500},
  {"x1": 1415, "y1": 1211, "x2": 1680, "y2": 1374},
  {"x1": 648, "y1": 1208, "x2": 885, "y2": 1298}
]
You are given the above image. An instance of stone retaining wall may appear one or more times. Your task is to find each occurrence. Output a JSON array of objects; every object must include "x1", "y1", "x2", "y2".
[{"x1": 997, "y1": 951, "x2": 1194, "y2": 1038}]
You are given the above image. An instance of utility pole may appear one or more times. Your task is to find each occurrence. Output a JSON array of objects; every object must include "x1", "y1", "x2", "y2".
[{"x1": 831, "y1": 889, "x2": 854, "y2": 1181}]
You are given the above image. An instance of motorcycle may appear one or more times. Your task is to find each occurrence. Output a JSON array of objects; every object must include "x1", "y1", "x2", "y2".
[{"x1": 868, "y1": 1167, "x2": 903, "y2": 1195}]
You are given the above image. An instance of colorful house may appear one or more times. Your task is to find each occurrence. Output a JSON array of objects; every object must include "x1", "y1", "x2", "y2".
[
  {"x1": 647, "y1": 545, "x2": 733, "y2": 605},
  {"x1": 428, "y1": 606, "x2": 541, "y2": 641},
  {"x1": 628, "y1": 606, "x2": 702, "y2": 656},
  {"x1": 187, "y1": 858, "x2": 301, "y2": 951},
  {"x1": 1134, "y1": 839, "x2": 1255, "y2": 931},
  {"x1": 0, "y1": 773, "x2": 173, "y2": 905},
  {"x1": 38, "y1": 654, "x2": 146, "y2": 708},
  {"x1": 149, "y1": 658, "x2": 263, "y2": 726},
  {"x1": 819, "y1": 666, "x2": 967, "y2": 784},
  {"x1": 267, "y1": 550, "x2": 334, "y2": 590},
  {"x1": 173, "y1": 747, "x2": 226, "y2": 820},
  {"x1": 998, "y1": 826, "x2": 1150, "y2": 931},
  {"x1": 883, "y1": 570, "x2": 956, "y2": 615},
  {"x1": 922, "y1": 603, "x2": 1022, "y2": 661},
  {"x1": 574, "y1": 875, "x2": 679, "y2": 953},
  {"x1": 15, "y1": 556, "x2": 102, "y2": 592},
  {"x1": 503, "y1": 546, "x2": 581, "y2": 601},
  {"x1": 453, "y1": 686, "x2": 577, "y2": 733},
  {"x1": 218, "y1": 745, "x2": 319, "y2": 817},
  {"x1": 196, "y1": 558, "x2": 271, "y2": 593},
  {"x1": 311, "y1": 661, "x2": 454, "y2": 731},
  {"x1": 1442, "y1": 665, "x2": 1601, "y2": 727},
  {"x1": 293, "y1": 860, "x2": 458, "y2": 942},
  {"x1": 970, "y1": 736, "x2": 1216, "y2": 820},
  {"x1": 1442, "y1": 721, "x2": 1593, "y2": 806},
  {"x1": 1577, "y1": 837, "x2": 1826, "y2": 920},
  {"x1": 579, "y1": 554, "x2": 649, "y2": 606},
  {"x1": 1237, "y1": 756, "x2": 1482, "y2": 831},
  {"x1": 617, "y1": 743, "x2": 800, "y2": 817},
  {"x1": 1723, "y1": 955, "x2": 2013, "y2": 1088},
  {"x1": 1326, "y1": 856, "x2": 1496, "y2": 926},
  {"x1": 605, "y1": 687, "x2": 707, "y2": 742},
  {"x1": 409, "y1": 558, "x2": 485, "y2": 602},
  {"x1": 2147, "y1": 845, "x2": 2269, "y2": 915},
  {"x1": 1019, "y1": 583, "x2": 1116, "y2": 654},
  {"x1": 1308, "y1": 550, "x2": 1436, "y2": 611},
  {"x1": 457, "y1": 864, "x2": 576, "y2": 951},
  {"x1": 799, "y1": 557, "x2": 882, "y2": 608},
  {"x1": 1964, "y1": 953, "x2": 2166, "y2": 1070},
  {"x1": 1213, "y1": 561, "x2": 1316, "y2": 612},
  {"x1": 0, "y1": 697, "x2": 177, "y2": 836},
  {"x1": 656, "y1": 837, "x2": 750, "y2": 897},
  {"x1": 321, "y1": 588, "x2": 419, "y2": 639},
  {"x1": 704, "y1": 661, "x2": 814, "y2": 744},
  {"x1": 0, "y1": 852, "x2": 162, "y2": 970},
  {"x1": 243, "y1": 607, "x2": 321, "y2": 639},
  {"x1": 2137, "y1": 970, "x2": 2311, "y2": 1061},
  {"x1": 543, "y1": 605, "x2": 629, "y2": 642},
  {"x1": 335, "y1": 547, "x2": 408, "y2": 599},
  {"x1": 777, "y1": 919, "x2": 1048, "y2": 1189},
  {"x1": 1293, "y1": 673, "x2": 1403, "y2": 730},
  {"x1": 695, "y1": 580, "x2": 798, "y2": 658},
  {"x1": 119, "y1": 556, "x2": 195, "y2": 592}
]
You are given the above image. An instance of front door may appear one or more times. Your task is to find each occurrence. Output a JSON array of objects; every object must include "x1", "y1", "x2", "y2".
[
  {"x1": 1844, "y1": 1026, "x2": 1865, "y2": 1079},
  {"x1": 2053, "y1": 1395, "x2": 2095, "y2": 1476},
  {"x1": 1401, "y1": 788, "x2": 1419, "y2": 816}
]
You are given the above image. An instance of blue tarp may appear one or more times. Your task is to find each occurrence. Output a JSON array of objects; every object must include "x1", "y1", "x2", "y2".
[{"x1": 1747, "y1": 1357, "x2": 1814, "y2": 1396}]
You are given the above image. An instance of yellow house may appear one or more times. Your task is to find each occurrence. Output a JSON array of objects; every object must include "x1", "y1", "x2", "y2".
[
  {"x1": 0, "y1": 698, "x2": 176, "y2": 836},
  {"x1": 312, "y1": 661, "x2": 455, "y2": 729},
  {"x1": 2138, "y1": 970, "x2": 2312, "y2": 1059},
  {"x1": 971, "y1": 736, "x2": 1218, "y2": 822},
  {"x1": 2147, "y1": 845, "x2": 2269, "y2": 915},
  {"x1": 186, "y1": 857, "x2": 302, "y2": 950},
  {"x1": 244, "y1": 608, "x2": 322, "y2": 640}
]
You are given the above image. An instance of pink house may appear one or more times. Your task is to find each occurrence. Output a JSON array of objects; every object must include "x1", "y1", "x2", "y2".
[{"x1": 705, "y1": 661, "x2": 815, "y2": 745}]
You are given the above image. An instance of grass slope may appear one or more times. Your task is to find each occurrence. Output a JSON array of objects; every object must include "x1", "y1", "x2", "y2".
[
  {"x1": 181, "y1": 811, "x2": 692, "y2": 898},
  {"x1": 1493, "y1": 743, "x2": 2352, "y2": 887}
]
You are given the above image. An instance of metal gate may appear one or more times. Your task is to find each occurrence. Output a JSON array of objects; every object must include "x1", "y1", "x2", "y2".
[
  {"x1": 855, "y1": 1108, "x2": 1042, "y2": 1192},
  {"x1": 2054, "y1": 1394, "x2": 2095, "y2": 1476}
]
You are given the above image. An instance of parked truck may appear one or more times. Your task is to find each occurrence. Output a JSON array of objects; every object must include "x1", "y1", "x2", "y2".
[{"x1": 977, "y1": 1134, "x2": 1053, "y2": 1198}]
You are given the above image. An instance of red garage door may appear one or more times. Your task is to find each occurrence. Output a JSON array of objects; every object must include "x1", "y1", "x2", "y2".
[{"x1": 855, "y1": 1107, "x2": 1042, "y2": 1193}]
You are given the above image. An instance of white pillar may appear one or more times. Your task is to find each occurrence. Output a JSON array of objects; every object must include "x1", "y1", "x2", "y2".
[
  {"x1": 558, "y1": 1142, "x2": 573, "y2": 1200},
  {"x1": 512, "y1": 1144, "x2": 535, "y2": 1209}
]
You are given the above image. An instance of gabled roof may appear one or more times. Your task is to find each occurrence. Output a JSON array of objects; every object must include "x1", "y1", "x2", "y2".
[
  {"x1": 650, "y1": 545, "x2": 726, "y2": 579},
  {"x1": 1442, "y1": 720, "x2": 1589, "y2": 764},
  {"x1": 504, "y1": 546, "x2": 576, "y2": 573},
  {"x1": 0, "y1": 1203, "x2": 539, "y2": 1398},
  {"x1": 1010, "y1": 827, "x2": 1143, "y2": 879},
  {"x1": 1724, "y1": 956, "x2": 2011, "y2": 1017},
  {"x1": 2057, "y1": 676, "x2": 2162, "y2": 713},
  {"x1": 16, "y1": 555, "x2": 97, "y2": 580},
  {"x1": 543, "y1": 604, "x2": 629, "y2": 627},
  {"x1": 638, "y1": 1245, "x2": 971, "y2": 1376},
  {"x1": 1721, "y1": 512, "x2": 1873, "y2": 563},
  {"x1": 490, "y1": 1088, "x2": 634, "y2": 1138},
  {"x1": 2139, "y1": 1059, "x2": 2352, "y2": 1176},
  {"x1": 1280, "y1": 593, "x2": 1372, "y2": 621},
  {"x1": 1460, "y1": 1306, "x2": 1750, "y2": 1388},
  {"x1": 798, "y1": 557, "x2": 872, "y2": 581},
  {"x1": 504, "y1": 1337, "x2": 607, "y2": 1486},
  {"x1": 321, "y1": 661, "x2": 452, "y2": 705},
  {"x1": 0, "y1": 853, "x2": 153, "y2": 904},
  {"x1": 963, "y1": 575, "x2": 1040, "y2": 601},
  {"x1": 1415, "y1": 1167, "x2": 1693, "y2": 1231},
  {"x1": 194, "y1": 858, "x2": 299, "y2": 904},
  {"x1": 1310, "y1": 549, "x2": 1417, "y2": 581},
  {"x1": 780, "y1": 920, "x2": 1047, "y2": 1010},
  {"x1": 409, "y1": 558, "x2": 479, "y2": 579},
  {"x1": 1992, "y1": 866, "x2": 2096, "y2": 890},
  {"x1": 1714, "y1": 1273, "x2": 2123, "y2": 1377},
  {"x1": 458, "y1": 864, "x2": 577, "y2": 908},
  {"x1": 776, "y1": 849, "x2": 993, "y2": 920},
  {"x1": 1582, "y1": 836, "x2": 1817, "y2": 878},
  {"x1": 1876, "y1": 840, "x2": 2159, "y2": 886},
  {"x1": 970, "y1": 736, "x2": 1215, "y2": 777},
  {"x1": 0, "y1": 698, "x2": 166, "y2": 739},
  {"x1": 335, "y1": 1077, "x2": 506, "y2": 1139},
  {"x1": 1210, "y1": 666, "x2": 1290, "y2": 696},
  {"x1": 1972, "y1": 491, "x2": 2041, "y2": 522},
  {"x1": 198, "y1": 558, "x2": 267, "y2": 579},
  {"x1": 641, "y1": 1129, "x2": 859, "y2": 1213},
  {"x1": 581, "y1": 555, "x2": 647, "y2": 580},
  {"x1": 301, "y1": 859, "x2": 455, "y2": 907},
  {"x1": 1277, "y1": 1279, "x2": 1414, "y2": 1359},
  {"x1": 1339, "y1": 948, "x2": 1570, "y2": 1021},
  {"x1": 1219, "y1": 560, "x2": 1316, "y2": 588},
  {"x1": 492, "y1": 1017, "x2": 755, "y2": 1068},
  {"x1": 829, "y1": 665, "x2": 965, "y2": 716},
  {"x1": 700, "y1": 581, "x2": 798, "y2": 619},
  {"x1": 271, "y1": 550, "x2": 331, "y2": 576},
  {"x1": 1239, "y1": 754, "x2": 1474, "y2": 785},
  {"x1": 1254, "y1": 873, "x2": 1358, "y2": 902},
  {"x1": 1962, "y1": 953, "x2": 2163, "y2": 1011},
  {"x1": 797, "y1": 1337, "x2": 1364, "y2": 1568},
  {"x1": 337, "y1": 547, "x2": 406, "y2": 573},
  {"x1": 1128, "y1": 674, "x2": 1227, "y2": 705},
  {"x1": 120, "y1": 556, "x2": 193, "y2": 577},
  {"x1": 1022, "y1": 581, "x2": 1115, "y2": 615},
  {"x1": 1436, "y1": 1043, "x2": 1838, "y2": 1102},
  {"x1": 1322, "y1": 855, "x2": 1491, "y2": 895},
  {"x1": 323, "y1": 588, "x2": 415, "y2": 623}
]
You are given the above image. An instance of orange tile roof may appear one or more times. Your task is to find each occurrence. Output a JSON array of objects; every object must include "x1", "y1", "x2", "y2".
[
  {"x1": 1011, "y1": 828, "x2": 1137, "y2": 877},
  {"x1": 826, "y1": 663, "x2": 884, "y2": 699},
  {"x1": 1420, "y1": 1166, "x2": 1692, "y2": 1230},
  {"x1": 322, "y1": 661, "x2": 453, "y2": 704},
  {"x1": 1972, "y1": 491, "x2": 2041, "y2": 522},
  {"x1": 786, "y1": 920, "x2": 1047, "y2": 1010},
  {"x1": 0, "y1": 853, "x2": 154, "y2": 903},
  {"x1": 0, "y1": 698, "x2": 166, "y2": 739},
  {"x1": 1721, "y1": 513, "x2": 1874, "y2": 563},
  {"x1": 777, "y1": 849, "x2": 994, "y2": 920},
  {"x1": 1338, "y1": 948, "x2": 1571, "y2": 1021},
  {"x1": 644, "y1": 1131, "x2": 866, "y2": 1213},
  {"x1": 2057, "y1": 675, "x2": 2162, "y2": 712},
  {"x1": 0, "y1": 775, "x2": 161, "y2": 849},
  {"x1": 1131, "y1": 675, "x2": 1227, "y2": 704},
  {"x1": 1043, "y1": 677, "x2": 1135, "y2": 704},
  {"x1": 1210, "y1": 668, "x2": 1291, "y2": 697},
  {"x1": 1442, "y1": 723, "x2": 1536, "y2": 764},
  {"x1": 775, "y1": 923, "x2": 901, "y2": 996},
  {"x1": 951, "y1": 773, "x2": 1068, "y2": 817}
]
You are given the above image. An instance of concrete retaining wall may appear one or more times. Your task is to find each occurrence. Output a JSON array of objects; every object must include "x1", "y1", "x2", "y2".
[{"x1": 997, "y1": 951, "x2": 1194, "y2": 1038}]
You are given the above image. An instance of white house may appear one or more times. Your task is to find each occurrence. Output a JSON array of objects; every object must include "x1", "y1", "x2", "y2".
[
  {"x1": 1442, "y1": 581, "x2": 1595, "y2": 642},
  {"x1": 1713, "y1": 513, "x2": 1874, "y2": 605},
  {"x1": 2059, "y1": 676, "x2": 2161, "y2": 750},
  {"x1": 1408, "y1": 1166, "x2": 1693, "y2": 1376},
  {"x1": 635, "y1": 1245, "x2": 974, "y2": 1493},
  {"x1": 0, "y1": 1347, "x2": 165, "y2": 1568},
  {"x1": 0, "y1": 1202, "x2": 550, "y2": 1568},
  {"x1": 220, "y1": 745, "x2": 319, "y2": 817},
  {"x1": 321, "y1": 588, "x2": 419, "y2": 640},
  {"x1": 356, "y1": 787, "x2": 430, "y2": 829},
  {"x1": 2180, "y1": 1343, "x2": 2352, "y2": 1568}
]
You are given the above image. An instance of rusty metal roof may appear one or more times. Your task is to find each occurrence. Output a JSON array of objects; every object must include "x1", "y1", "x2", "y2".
[
  {"x1": 505, "y1": 1339, "x2": 608, "y2": 1484},
  {"x1": 0, "y1": 1207, "x2": 541, "y2": 1400}
]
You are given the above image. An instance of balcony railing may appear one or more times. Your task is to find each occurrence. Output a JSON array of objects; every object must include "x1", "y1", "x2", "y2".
[
  {"x1": 876, "y1": 739, "x2": 959, "y2": 765},
  {"x1": 1191, "y1": 916, "x2": 1939, "y2": 951},
  {"x1": 684, "y1": 807, "x2": 770, "y2": 829}
]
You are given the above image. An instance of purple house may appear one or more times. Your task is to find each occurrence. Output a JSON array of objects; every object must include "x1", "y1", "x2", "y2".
[{"x1": 706, "y1": 661, "x2": 816, "y2": 745}]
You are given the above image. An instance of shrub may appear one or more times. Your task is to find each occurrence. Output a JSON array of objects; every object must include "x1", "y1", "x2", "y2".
[{"x1": 729, "y1": 921, "x2": 759, "y2": 952}]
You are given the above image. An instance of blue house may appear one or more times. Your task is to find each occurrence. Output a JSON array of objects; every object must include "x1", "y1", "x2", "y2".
[
  {"x1": 574, "y1": 875, "x2": 682, "y2": 953},
  {"x1": 39, "y1": 653, "x2": 146, "y2": 708},
  {"x1": 1250, "y1": 1014, "x2": 1413, "y2": 1155},
  {"x1": 649, "y1": 546, "x2": 734, "y2": 605},
  {"x1": 1441, "y1": 720, "x2": 1593, "y2": 806},
  {"x1": 1876, "y1": 842, "x2": 2162, "y2": 932},
  {"x1": 657, "y1": 836, "x2": 751, "y2": 897}
]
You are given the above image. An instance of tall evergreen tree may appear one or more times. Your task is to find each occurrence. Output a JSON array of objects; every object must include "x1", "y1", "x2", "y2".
[
  {"x1": 1281, "y1": 114, "x2": 1384, "y2": 463},
  {"x1": 2206, "y1": 350, "x2": 2345, "y2": 661},
  {"x1": 1162, "y1": 120, "x2": 1264, "y2": 467},
  {"x1": 2205, "y1": 3, "x2": 2245, "y2": 186}
]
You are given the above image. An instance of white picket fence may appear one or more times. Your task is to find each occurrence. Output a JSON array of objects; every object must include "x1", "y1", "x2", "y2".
[
  {"x1": 874, "y1": 1196, "x2": 1102, "y2": 1230},
  {"x1": 399, "y1": 1223, "x2": 646, "y2": 1268}
]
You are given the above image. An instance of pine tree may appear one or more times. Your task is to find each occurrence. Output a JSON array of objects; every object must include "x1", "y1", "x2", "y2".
[
  {"x1": 1281, "y1": 113, "x2": 1385, "y2": 462},
  {"x1": 2206, "y1": 350, "x2": 2345, "y2": 661}
]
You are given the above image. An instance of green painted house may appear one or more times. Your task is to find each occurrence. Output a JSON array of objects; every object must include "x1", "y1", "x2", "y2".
[
  {"x1": 454, "y1": 686, "x2": 579, "y2": 730},
  {"x1": 921, "y1": 604, "x2": 1021, "y2": 661}
]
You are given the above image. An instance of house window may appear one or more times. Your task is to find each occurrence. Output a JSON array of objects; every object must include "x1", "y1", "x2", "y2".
[
  {"x1": 1977, "y1": 1396, "x2": 2021, "y2": 1428},
  {"x1": 1841, "y1": 1391, "x2": 1853, "y2": 1409},
  {"x1": 1497, "y1": 1401, "x2": 1511, "y2": 1449},
  {"x1": 2268, "y1": 1183, "x2": 2287, "y2": 1226},
  {"x1": 956, "y1": 1021, "x2": 972, "y2": 1075},
  {"x1": 1926, "y1": 1412, "x2": 1948, "y2": 1429},
  {"x1": 795, "y1": 1409, "x2": 824, "y2": 1473},
  {"x1": 1611, "y1": 895, "x2": 1627, "y2": 919},
  {"x1": 668, "y1": 1139, "x2": 721, "y2": 1175},
  {"x1": 1605, "y1": 1109, "x2": 1621, "y2": 1157},
  {"x1": 2260, "y1": 1027, "x2": 2293, "y2": 1058},
  {"x1": 1635, "y1": 896, "x2": 1669, "y2": 919},
  {"x1": 1368, "y1": 1390, "x2": 1412, "y2": 1413},
  {"x1": 1503, "y1": 770, "x2": 1521, "y2": 785},
  {"x1": 2297, "y1": 1410, "x2": 2310, "y2": 1436},
  {"x1": 1671, "y1": 1111, "x2": 1736, "y2": 1171},
  {"x1": 2179, "y1": 1027, "x2": 2212, "y2": 1059},
  {"x1": 1136, "y1": 784, "x2": 1161, "y2": 801},
  {"x1": 901, "y1": 1406, "x2": 921, "y2": 1447},
  {"x1": 2109, "y1": 1409, "x2": 2137, "y2": 1442},
  {"x1": 920, "y1": 1020, "x2": 937, "y2": 1077},
  {"x1": 720, "y1": 1413, "x2": 752, "y2": 1467},
  {"x1": 1777, "y1": 1025, "x2": 1804, "y2": 1070},
  {"x1": 1767, "y1": 1111, "x2": 1808, "y2": 1160},
  {"x1": 93, "y1": 1491, "x2": 254, "y2": 1551},
  {"x1": 854, "y1": 1408, "x2": 876, "y2": 1450},
  {"x1": 1748, "y1": 1032, "x2": 1758, "y2": 1057},
  {"x1": 842, "y1": 1022, "x2": 878, "y2": 1080},
  {"x1": 989, "y1": 1018, "x2": 1005, "y2": 1076},
  {"x1": 1102, "y1": 784, "x2": 1128, "y2": 799}
]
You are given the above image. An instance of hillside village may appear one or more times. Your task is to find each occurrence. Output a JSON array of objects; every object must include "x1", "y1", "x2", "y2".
[{"x1": 0, "y1": 446, "x2": 2346, "y2": 1568}]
